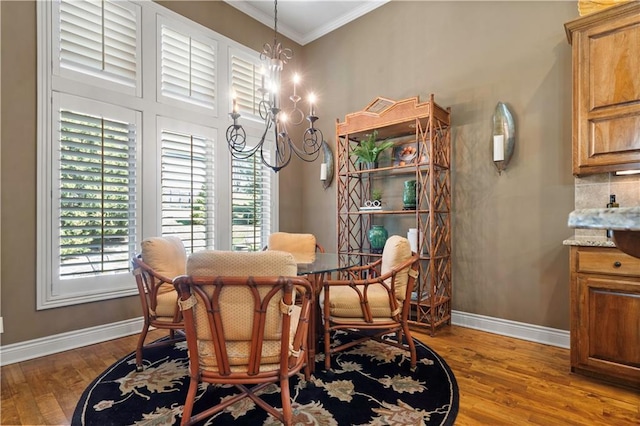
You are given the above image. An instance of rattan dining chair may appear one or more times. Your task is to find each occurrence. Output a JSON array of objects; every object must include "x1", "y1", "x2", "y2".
[
  {"x1": 131, "y1": 236, "x2": 186, "y2": 372},
  {"x1": 265, "y1": 232, "x2": 325, "y2": 264},
  {"x1": 321, "y1": 235, "x2": 420, "y2": 371},
  {"x1": 173, "y1": 250, "x2": 313, "y2": 426}
]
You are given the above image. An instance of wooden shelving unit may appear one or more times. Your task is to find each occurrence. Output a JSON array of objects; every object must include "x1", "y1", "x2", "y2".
[{"x1": 335, "y1": 94, "x2": 452, "y2": 335}]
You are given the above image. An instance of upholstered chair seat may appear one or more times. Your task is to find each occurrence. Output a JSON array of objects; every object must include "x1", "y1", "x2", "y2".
[{"x1": 326, "y1": 284, "x2": 397, "y2": 319}]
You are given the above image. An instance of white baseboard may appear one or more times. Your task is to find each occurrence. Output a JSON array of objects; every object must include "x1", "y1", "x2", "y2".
[
  {"x1": 0, "y1": 311, "x2": 570, "y2": 366},
  {"x1": 0, "y1": 317, "x2": 144, "y2": 366},
  {"x1": 451, "y1": 310, "x2": 570, "y2": 349}
]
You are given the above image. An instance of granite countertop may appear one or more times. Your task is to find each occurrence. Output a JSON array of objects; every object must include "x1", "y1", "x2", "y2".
[
  {"x1": 568, "y1": 206, "x2": 640, "y2": 231},
  {"x1": 567, "y1": 206, "x2": 640, "y2": 256},
  {"x1": 562, "y1": 235, "x2": 616, "y2": 247}
]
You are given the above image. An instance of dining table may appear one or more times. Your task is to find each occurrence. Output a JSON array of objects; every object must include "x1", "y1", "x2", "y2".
[{"x1": 296, "y1": 252, "x2": 358, "y2": 373}]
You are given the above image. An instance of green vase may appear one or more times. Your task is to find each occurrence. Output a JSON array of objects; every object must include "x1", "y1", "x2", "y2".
[
  {"x1": 368, "y1": 225, "x2": 388, "y2": 254},
  {"x1": 403, "y1": 180, "x2": 417, "y2": 210}
]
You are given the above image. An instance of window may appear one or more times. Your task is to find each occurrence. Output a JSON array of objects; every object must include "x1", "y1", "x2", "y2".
[
  {"x1": 58, "y1": 105, "x2": 137, "y2": 279},
  {"x1": 230, "y1": 51, "x2": 263, "y2": 119},
  {"x1": 159, "y1": 22, "x2": 217, "y2": 110},
  {"x1": 56, "y1": 0, "x2": 141, "y2": 95},
  {"x1": 38, "y1": 0, "x2": 277, "y2": 309},
  {"x1": 232, "y1": 150, "x2": 272, "y2": 251},
  {"x1": 41, "y1": 93, "x2": 140, "y2": 305},
  {"x1": 159, "y1": 119, "x2": 215, "y2": 253}
]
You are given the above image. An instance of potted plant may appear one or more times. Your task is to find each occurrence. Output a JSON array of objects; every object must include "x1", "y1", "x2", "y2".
[
  {"x1": 370, "y1": 188, "x2": 383, "y2": 208},
  {"x1": 351, "y1": 130, "x2": 395, "y2": 169}
]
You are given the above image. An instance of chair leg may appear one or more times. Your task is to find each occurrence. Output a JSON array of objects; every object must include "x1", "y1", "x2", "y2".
[
  {"x1": 135, "y1": 322, "x2": 150, "y2": 372},
  {"x1": 402, "y1": 323, "x2": 417, "y2": 369},
  {"x1": 303, "y1": 353, "x2": 311, "y2": 381},
  {"x1": 180, "y1": 375, "x2": 199, "y2": 426},
  {"x1": 280, "y1": 377, "x2": 293, "y2": 426},
  {"x1": 323, "y1": 322, "x2": 332, "y2": 371}
]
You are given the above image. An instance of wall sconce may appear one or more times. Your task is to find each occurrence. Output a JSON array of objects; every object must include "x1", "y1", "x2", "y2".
[
  {"x1": 492, "y1": 101, "x2": 515, "y2": 175},
  {"x1": 320, "y1": 141, "x2": 334, "y2": 189}
]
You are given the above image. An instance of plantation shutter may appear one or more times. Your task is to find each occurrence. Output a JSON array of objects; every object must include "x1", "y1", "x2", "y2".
[
  {"x1": 160, "y1": 25, "x2": 217, "y2": 109},
  {"x1": 231, "y1": 153, "x2": 272, "y2": 251},
  {"x1": 161, "y1": 129, "x2": 214, "y2": 253},
  {"x1": 58, "y1": 109, "x2": 137, "y2": 279},
  {"x1": 59, "y1": 0, "x2": 139, "y2": 88},
  {"x1": 230, "y1": 53, "x2": 262, "y2": 118}
]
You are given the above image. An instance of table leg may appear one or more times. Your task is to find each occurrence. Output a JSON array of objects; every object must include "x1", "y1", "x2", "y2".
[{"x1": 305, "y1": 271, "x2": 325, "y2": 374}]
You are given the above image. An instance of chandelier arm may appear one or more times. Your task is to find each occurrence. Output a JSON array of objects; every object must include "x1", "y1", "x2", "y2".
[
  {"x1": 282, "y1": 104, "x2": 304, "y2": 126},
  {"x1": 226, "y1": 124, "x2": 249, "y2": 157},
  {"x1": 258, "y1": 100, "x2": 271, "y2": 121},
  {"x1": 286, "y1": 127, "x2": 323, "y2": 162},
  {"x1": 259, "y1": 119, "x2": 277, "y2": 167},
  {"x1": 266, "y1": 124, "x2": 292, "y2": 172},
  {"x1": 229, "y1": 144, "x2": 258, "y2": 160}
]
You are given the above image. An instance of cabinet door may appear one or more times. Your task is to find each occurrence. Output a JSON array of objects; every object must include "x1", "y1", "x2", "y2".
[
  {"x1": 573, "y1": 11, "x2": 640, "y2": 175},
  {"x1": 574, "y1": 274, "x2": 640, "y2": 387}
]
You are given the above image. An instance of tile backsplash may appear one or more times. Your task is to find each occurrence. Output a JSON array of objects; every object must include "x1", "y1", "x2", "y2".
[{"x1": 574, "y1": 172, "x2": 640, "y2": 237}]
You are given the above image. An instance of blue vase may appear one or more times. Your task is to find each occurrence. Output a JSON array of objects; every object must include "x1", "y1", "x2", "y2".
[{"x1": 368, "y1": 225, "x2": 388, "y2": 254}]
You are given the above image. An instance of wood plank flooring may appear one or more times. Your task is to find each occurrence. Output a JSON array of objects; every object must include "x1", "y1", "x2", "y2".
[
  {"x1": 2, "y1": 326, "x2": 638, "y2": 425},
  {"x1": 411, "y1": 326, "x2": 639, "y2": 426}
]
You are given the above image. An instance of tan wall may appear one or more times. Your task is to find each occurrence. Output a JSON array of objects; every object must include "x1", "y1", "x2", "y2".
[
  {"x1": 1, "y1": 0, "x2": 578, "y2": 345},
  {"x1": 301, "y1": 1, "x2": 577, "y2": 330}
]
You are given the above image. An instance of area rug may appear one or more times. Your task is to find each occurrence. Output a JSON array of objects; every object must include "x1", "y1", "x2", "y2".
[{"x1": 72, "y1": 332, "x2": 458, "y2": 425}]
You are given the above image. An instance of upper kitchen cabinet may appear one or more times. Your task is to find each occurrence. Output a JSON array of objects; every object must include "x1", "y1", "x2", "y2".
[{"x1": 565, "y1": 2, "x2": 640, "y2": 176}]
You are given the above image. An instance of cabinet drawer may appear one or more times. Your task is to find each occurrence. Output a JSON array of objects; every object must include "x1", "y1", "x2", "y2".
[{"x1": 577, "y1": 248, "x2": 640, "y2": 277}]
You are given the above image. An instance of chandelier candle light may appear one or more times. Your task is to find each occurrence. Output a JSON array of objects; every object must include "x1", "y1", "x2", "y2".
[{"x1": 226, "y1": 0, "x2": 323, "y2": 173}]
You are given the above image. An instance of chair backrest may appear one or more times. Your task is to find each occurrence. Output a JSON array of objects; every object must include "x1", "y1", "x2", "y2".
[
  {"x1": 140, "y1": 235, "x2": 187, "y2": 294},
  {"x1": 381, "y1": 235, "x2": 413, "y2": 301},
  {"x1": 177, "y1": 250, "x2": 307, "y2": 373},
  {"x1": 267, "y1": 232, "x2": 321, "y2": 263},
  {"x1": 188, "y1": 249, "x2": 297, "y2": 277}
]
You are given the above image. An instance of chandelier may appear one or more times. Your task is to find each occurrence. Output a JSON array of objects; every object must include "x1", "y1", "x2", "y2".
[{"x1": 226, "y1": 0, "x2": 323, "y2": 173}]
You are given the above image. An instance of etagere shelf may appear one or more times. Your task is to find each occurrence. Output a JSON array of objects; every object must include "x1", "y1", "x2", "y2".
[{"x1": 335, "y1": 94, "x2": 452, "y2": 334}]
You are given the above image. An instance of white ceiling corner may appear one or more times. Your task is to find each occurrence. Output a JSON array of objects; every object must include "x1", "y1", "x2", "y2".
[{"x1": 224, "y1": 1, "x2": 390, "y2": 46}]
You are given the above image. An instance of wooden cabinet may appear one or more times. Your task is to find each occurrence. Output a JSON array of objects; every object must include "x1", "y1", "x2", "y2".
[
  {"x1": 335, "y1": 94, "x2": 452, "y2": 334},
  {"x1": 565, "y1": 2, "x2": 640, "y2": 176},
  {"x1": 570, "y1": 245, "x2": 640, "y2": 389}
]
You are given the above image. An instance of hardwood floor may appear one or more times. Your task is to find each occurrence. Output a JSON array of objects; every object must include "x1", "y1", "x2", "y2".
[
  {"x1": 1, "y1": 326, "x2": 638, "y2": 425},
  {"x1": 1, "y1": 329, "x2": 164, "y2": 426},
  {"x1": 411, "y1": 326, "x2": 639, "y2": 426}
]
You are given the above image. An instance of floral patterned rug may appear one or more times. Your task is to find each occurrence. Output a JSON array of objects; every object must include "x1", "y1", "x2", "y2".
[{"x1": 72, "y1": 331, "x2": 458, "y2": 425}]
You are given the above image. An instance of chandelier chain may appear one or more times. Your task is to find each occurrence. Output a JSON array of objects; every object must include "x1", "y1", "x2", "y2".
[{"x1": 273, "y1": 0, "x2": 278, "y2": 45}]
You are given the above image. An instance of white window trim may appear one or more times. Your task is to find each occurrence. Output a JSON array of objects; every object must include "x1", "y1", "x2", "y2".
[{"x1": 38, "y1": 93, "x2": 143, "y2": 310}]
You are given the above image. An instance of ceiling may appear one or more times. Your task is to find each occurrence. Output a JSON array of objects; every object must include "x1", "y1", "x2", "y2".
[{"x1": 224, "y1": 0, "x2": 389, "y2": 46}]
